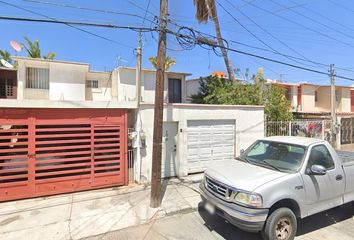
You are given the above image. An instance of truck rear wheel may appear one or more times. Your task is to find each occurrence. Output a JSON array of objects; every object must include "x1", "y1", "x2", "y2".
[{"x1": 261, "y1": 207, "x2": 297, "y2": 240}]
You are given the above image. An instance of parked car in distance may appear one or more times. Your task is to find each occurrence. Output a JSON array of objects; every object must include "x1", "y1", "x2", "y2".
[{"x1": 199, "y1": 136, "x2": 354, "y2": 240}]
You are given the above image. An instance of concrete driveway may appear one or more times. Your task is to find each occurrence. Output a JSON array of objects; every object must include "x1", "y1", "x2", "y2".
[{"x1": 85, "y1": 202, "x2": 354, "y2": 240}]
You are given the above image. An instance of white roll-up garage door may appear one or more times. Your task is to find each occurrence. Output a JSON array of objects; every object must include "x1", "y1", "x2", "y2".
[{"x1": 186, "y1": 119, "x2": 235, "y2": 173}]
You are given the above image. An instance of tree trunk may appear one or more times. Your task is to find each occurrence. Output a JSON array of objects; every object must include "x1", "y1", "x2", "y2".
[{"x1": 210, "y1": 7, "x2": 235, "y2": 81}]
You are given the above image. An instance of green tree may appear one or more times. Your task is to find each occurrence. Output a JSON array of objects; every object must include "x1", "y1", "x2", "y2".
[
  {"x1": 193, "y1": 0, "x2": 234, "y2": 80},
  {"x1": 43, "y1": 52, "x2": 57, "y2": 60},
  {"x1": 191, "y1": 69, "x2": 293, "y2": 121},
  {"x1": 264, "y1": 85, "x2": 293, "y2": 121},
  {"x1": 0, "y1": 50, "x2": 12, "y2": 67},
  {"x1": 149, "y1": 56, "x2": 176, "y2": 70},
  {"x1": 22, "y1": 37, "x2": 56, "y2": 60}
]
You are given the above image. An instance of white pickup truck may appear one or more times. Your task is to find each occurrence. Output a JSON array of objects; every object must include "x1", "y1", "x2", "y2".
[{"x1": 199, "y1": 136, "x2": 354, "y2": 240}]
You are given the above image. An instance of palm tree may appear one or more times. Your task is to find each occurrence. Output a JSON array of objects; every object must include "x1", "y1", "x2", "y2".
[
  {"x1": 0, "y1": 50, "x2": 11, "y2": 66},
  {"x1": 43, "y1": 52, "x2": 56, "y2": 60},
  {"x1": 193, "y1": 0, "x2": 235, "y2": 80},
  {"x1": 149, "y1": 56, "x2": 176, "y2": 71},
  {"x1": 22, "y1": 37, "x2": 41, "y2": 58},
  {"x1": 22, "y1": 37, "x2": 56, "y2": 60}
]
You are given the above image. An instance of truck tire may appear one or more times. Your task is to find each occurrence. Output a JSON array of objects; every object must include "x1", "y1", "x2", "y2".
[{"x1": 261, "y1": 207, "x2": 297, "y2": 240}]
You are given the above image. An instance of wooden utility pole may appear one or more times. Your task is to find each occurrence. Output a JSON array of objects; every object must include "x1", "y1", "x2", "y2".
[
  {"x1": 330, "y1": 64, "x2": 337, "y2": 148},
  {"x1": 150, "y1": 0, "x2": 168, "y2": 208}
]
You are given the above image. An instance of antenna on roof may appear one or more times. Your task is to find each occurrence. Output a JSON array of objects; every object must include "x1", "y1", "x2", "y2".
[
  {"x1": 10, "y1": 40, "x2": 22, "y2": 54},
  {"x1": 116, "y1": 55, "x2": 127, "y2": 67},
  {"x1": 0, "y1": 59, "x2": 14, "y2": 68}
]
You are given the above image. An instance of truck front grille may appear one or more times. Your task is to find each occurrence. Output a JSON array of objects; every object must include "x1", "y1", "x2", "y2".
[{"x1": 205, "y1": 176, "x2": 231, "y2": 200}]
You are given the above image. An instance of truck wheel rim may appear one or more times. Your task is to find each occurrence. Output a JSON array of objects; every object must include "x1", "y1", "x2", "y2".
[{"x1": 275, "y1": 217, "x2": 292, "y2": 240}]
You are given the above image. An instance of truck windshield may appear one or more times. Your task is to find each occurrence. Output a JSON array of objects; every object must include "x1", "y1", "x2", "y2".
[{"x1": 242, "y1": 140, "x2": 306, "y2": 172}]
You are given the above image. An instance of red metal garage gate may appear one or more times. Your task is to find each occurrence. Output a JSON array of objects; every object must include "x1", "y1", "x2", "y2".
[{"x1": 0, "y1": 108, "x2": 127, "y2": 202}]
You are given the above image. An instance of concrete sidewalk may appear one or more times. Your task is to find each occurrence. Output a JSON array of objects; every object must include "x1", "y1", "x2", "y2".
[{"x1": 0, "y1": 175, "x2": 203, "y2": 240}]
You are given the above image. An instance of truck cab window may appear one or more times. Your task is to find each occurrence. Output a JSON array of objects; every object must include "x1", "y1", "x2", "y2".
[
  {"x1": 244, "y1": 140, "x2": 305, "y2": 172},
  {"x1": 308, "y1": 145, "x2": 334, "y2": 170}
]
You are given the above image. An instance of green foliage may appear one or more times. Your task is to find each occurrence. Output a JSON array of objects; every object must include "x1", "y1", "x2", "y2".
[
  {"x1": 0, "y1": 50, "x2": 12, "y2": 66},
  {"x1": 43, "y1": 52, "x2": 56, "y2": 60},
  {"x1": 22, "y1": 37, "x2": 56, "y2": 60},
  {"x1": 149, "y1": 56, "x2": 176, "y2": 71},
  {"x1": 264, "y1": 85, "x2": 293, "y2": 121},
  {"x1": 191, "y1": 70, "x2": 293, "y2": 121},
  {"x1": 22, "y1": 37, "x2": 41, "y2": 58}
]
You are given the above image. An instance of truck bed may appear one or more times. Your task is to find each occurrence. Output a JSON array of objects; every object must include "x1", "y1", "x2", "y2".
[{"x1": 336, "y1": 150, "x2": 354, "y2": 166}]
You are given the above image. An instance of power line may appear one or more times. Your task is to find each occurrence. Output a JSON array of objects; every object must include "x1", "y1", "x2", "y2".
[
  {"x1": 0, "y1": 0, "x2": 135, "y2": 49},
  {"x1": 220, "y1": 0, "x2": 325, "y2": 69},
  {"x1": 227, "y1": 39, "x2": 328, "y2": 67},
  {"x1": 0, "y1": 16, "x2": 157, "y2": 32},
  {"x1": 268, "y1": 0, "x2": 354, "y2": 42},
  {"x1": 142, "y1": 0, "x2": 152, "y2": 26},
  {"x1": 168, "y1": 16, "x2": 332, "y2": 69},
  {"x1": 216, "y1": 1, "x2": 278, "y2": 55},
  {"x1": 284, "y1": 0, "x2": 354, "y2": 73},
  {"x1": 288, "y1": 0, "x2": 354, "y2": 34},
  {"x1": 238, "y1": 0, "x2": 354, "y2": 49},
  {"x1": 220, "y1": 1, "x2": 307, "y2": 25},
  {"x1": 169, "y1": 27, "x2": 354, "y2": 81},
  {"x1": 2, "y1": 13, "x2": 354, "y2": 82},
  {"x1": 325, "y1": 0, "x2": 354, "y2": 15},
  {"x1": 23, "y1": 0, "x2": 156, "y2": 24},
  {"x1": 165, "y1": 15, "x2": 354, "y2": 75},
  {"x1": 125, "y1": 0, "x2": 156, "y2": 20}
]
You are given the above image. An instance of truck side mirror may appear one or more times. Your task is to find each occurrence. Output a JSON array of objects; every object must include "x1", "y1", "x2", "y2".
[
  {"x1": 240, "y1": 149, "x2": 245, "y2": 156},
  {"x1": 309, "y1": 165, "x2": 327, "y2": 175}
]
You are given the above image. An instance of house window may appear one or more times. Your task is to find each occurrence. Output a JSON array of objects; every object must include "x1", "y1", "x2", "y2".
[
  {"x1": 0, "y1": 70, "x2": 17, "y2": 99},
  {"x1": 168, "y1": 78, "x2": 182, "y2": 103},
  {"x1": 0, "y1": 78, "x2": 16, "y2": 98},
  {"x1": 285, "y1": 87, "x2": 292, "y2": 101},
  {"x1": 86, "y1": 80, "x2": 99, "y2": 88},
  {"x1": 26, "y1": 67, "x2": 49, "y2": 89},
  {"x1": 315, "y1": 91, "x2": 318, "y2": 102}
]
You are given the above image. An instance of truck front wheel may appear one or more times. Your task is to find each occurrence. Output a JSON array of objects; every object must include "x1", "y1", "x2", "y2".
[{"x1": 261, "y1": 207, "x2": 297, "y2": 240}]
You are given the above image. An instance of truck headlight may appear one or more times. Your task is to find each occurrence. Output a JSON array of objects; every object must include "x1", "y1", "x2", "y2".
[{"x1": 234, "y1": 192, "x2": 263, "y2": 208}]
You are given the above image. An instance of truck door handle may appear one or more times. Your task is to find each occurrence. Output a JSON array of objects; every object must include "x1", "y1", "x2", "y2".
[{"x1": 336, "y1": 175, "x2": 343, "y2": 181}]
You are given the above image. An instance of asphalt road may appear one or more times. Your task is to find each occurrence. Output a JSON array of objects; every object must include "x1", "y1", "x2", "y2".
[{"x1": 84, "y1": 203, "x2": 354, "y2": 240}]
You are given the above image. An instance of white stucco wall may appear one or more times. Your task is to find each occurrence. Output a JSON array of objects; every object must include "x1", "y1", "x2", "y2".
[
  {"x1": 117, "y1": 68, "x2": 189, "y2": 105},
  {"x1": 14, "y1": 57, "x2": 89, "y2": 101},
  {"x1": 85, "y1": 71, "x2": 112, "y2": 101},
  {"x1": 301, "y1": 84, "x2": 316, "y2": 112},
  {"x1": 49, "y1": 62, "x2": 88, "y2": 101},
  {"x1": 290, "y1": 86, "x2": 297, "y2": 109},
  {"x1": 13, "y1": 57, "x2": 118, "y2": 103},
  {"x1": 341, "y1": 88, "x2": 351, "y2": 112},
  {"x1": 137, "y1": 103, "x2": 264, "y2": 181},
  {"x1": 185, "y1": 79, "x2": 201, "y2": 99}
]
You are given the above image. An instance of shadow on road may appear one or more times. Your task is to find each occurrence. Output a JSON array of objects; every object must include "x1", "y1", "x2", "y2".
[
  {"x1": 198, "y1": 203, "x2": 261, "y2": 240},
  {"x1": 296, "y1": 202, "x2": 354, "y2": 236},
  {"x1": 198, "y1": 202, "x2": 354, "y2": 240}
]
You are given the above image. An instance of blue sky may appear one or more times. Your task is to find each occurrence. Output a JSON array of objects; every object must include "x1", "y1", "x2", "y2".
[{"x1": 1, "y1": 0, "x2": 354, "y2": 85}]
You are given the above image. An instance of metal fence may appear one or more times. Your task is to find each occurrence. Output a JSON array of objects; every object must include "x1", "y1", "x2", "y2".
[
  {"x1": 265, "y1": 120, "x2": 331, "y2": 140},
  {"x1": 340, "y1": 118, "x2": 354, "y2": 145},
  {"x1": 128, "y1": 149, "x2": 135, "y2": 183},
  {"x1": 127, "y1": 128, "x2": 135, "y2": 184}
]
